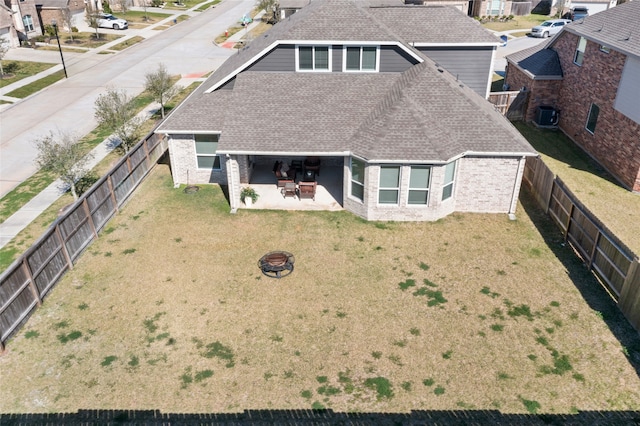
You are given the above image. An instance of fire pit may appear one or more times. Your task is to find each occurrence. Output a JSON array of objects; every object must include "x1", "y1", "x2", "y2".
[{"x1": 258, "y1": 251, "x2": 295, "y2": 278}]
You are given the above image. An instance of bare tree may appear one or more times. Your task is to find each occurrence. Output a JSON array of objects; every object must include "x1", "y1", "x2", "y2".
[
  {"x1": 94, "y1": 87, "x2": 144, "y2": 153},
  {"x1": 117, "y1": 0, "x2": 128, "y2": 14},
  {"x1": 35, "y1": 131, "x2": 93, "y2": 200},
  {"x1": 61, "y1": 8, "x2": 75, "y2": 42},
  {"x1": 0, "y1": 38, "x2": 9, "y2": 77},
  {"x1": 144, "y1": 63, "x2": 178, "y2": 119},
  {"x1": 85, "y1": 3, "x2": 101, "y2": 39}
]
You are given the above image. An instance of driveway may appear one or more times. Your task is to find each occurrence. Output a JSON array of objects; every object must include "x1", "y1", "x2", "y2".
[{"x1": 0, "y1": 0, "x2": 254, "y2": 198}]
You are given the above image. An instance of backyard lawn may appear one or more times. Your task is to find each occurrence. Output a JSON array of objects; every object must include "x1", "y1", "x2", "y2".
[
  {"x1": 1, "y1": 165, "x2": 639, "y2": 414},
  {"x1": 516, "y1": 122, "x2": 640, "y2": 255}
]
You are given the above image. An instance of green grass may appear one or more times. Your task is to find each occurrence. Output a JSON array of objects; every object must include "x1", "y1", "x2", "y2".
[
  {"x1": 110, "y1": 36, "x2": 145, "y2": 51},
  {"x1": 481, "y1": 13, "x2": 549, "y2": 31},
  {"x1": 515, "y1": 122, "x2": 640, "y2": 255},
  {"x1": 5, "y1": 70, "x2": 66, "y2": 98},
  {"x1": 0, "y1": 61, "x2": 56, "y2": 88}
]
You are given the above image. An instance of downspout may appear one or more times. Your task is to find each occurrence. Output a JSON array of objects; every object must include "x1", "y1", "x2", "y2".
[{"x1": 508, "y1": 156, "x2": 526, "y2": 220}]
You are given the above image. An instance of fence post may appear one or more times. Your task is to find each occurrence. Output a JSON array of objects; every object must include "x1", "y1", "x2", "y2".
[
  {"x1": 22, "y1": 257, "x2": 42, "y2": 307},
  {"x1": 563, "y1": 202, "x2": 574, "y2": 241},
  {"x1": 55, "y1": 224, "x2": 74, "y2": 271},
  {"x1": 618, "y1": 259, "x2": 640, "y2": 332},
  {"x1": 83, "y1": 199, "x2": 98, "y2": 239},
  {"x1": 588, "y1": 231, "x2": 601, "y2": 270},
  {"x1": 107, "y1": 174, "x2": 118, "y2": 213}
]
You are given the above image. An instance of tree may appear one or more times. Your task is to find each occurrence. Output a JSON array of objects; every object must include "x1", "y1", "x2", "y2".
[
  {"x1": 94, "y1": 87, "x2": 144, "y2": 153},
  {"x1": 256, "y1": 0, "x2": 278, "y2": 23},
  {"x1": 61, "y1": 7, "x2": 75, "y2": 42},
  {"x1": 144, "y1": 63, "x2": 178, "y2": 119},
  {"x1": 0, "y1": 38, "x2": 9, "y2": 77},
  {"x1": 34, "y1": 131, "x2": 93, "y2": 200},
  {"x1": 85, "y1": 3, "x2": 101, "y2": 39}
]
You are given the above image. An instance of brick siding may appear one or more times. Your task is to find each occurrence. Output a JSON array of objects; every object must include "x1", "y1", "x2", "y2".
[{"x1": 505, "y1": 65, "x2": 563, "y2": 122}]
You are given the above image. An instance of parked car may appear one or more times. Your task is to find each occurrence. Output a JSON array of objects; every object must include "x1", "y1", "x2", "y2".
[
  {"x1": 530, "y1": 19, "x2": 571, "y2": 38},
  {"x1": 96, "y1": 13, "x2": 128, "y2": 30},
  {"x1": 569, "y1": 6, "x2": 589, "y2": 20}
]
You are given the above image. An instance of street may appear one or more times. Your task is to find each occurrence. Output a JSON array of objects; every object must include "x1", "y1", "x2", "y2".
[{"x1": 0, "y1": 0, "x2": 255, "y2": 198}]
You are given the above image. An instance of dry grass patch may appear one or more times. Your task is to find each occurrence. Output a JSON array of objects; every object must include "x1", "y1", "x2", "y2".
[{"x1": 1, "y1": 166, "x2": 639, "y2": 414}]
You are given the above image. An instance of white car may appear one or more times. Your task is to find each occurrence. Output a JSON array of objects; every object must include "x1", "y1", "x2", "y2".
[
  {"x1": 97, "y1": 13, "x2": 128, "y2": 30},
  {"x1": 530, "y1": 19, "x2": 571, "y2": 38}
]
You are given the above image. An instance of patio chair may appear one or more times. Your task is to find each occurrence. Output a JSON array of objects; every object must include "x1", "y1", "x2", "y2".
[
  {"x1": 281, "y1": 181, "x2": 296, "y2": 198},
  {"x1": 298, "y1": 181, "x2": 316, "y2": 201}
]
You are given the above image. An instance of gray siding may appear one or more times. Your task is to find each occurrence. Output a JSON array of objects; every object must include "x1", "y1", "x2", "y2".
[
  {"x1": 418, "y1": 46, "x2": 494, "y2": 97},
  {"x1": 245, "y1": 44, "x2": 417, "y2": 73},
  {"x1": 246, "y1": 45, "x2": 296, "y2": 72},
  {"x1": 379, "y1": 45, "x2": 419, "y2": 72}
]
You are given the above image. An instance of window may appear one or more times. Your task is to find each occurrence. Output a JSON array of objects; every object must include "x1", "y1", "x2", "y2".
[
  {"x1": 195, "y1": 134, "x2": 221, "y2": 169},
  {"x1": 344, "y1": 46, "x2": 377, "y2": 72},
  {"x1": 586, "y1": 103, "x2": 599, "y2": 134},
  {"x1": 442, "y1": 161, "x2": 456, "y2": 201},
  {"x1": 297, "y1": 46, "x2": 330, "y2": 71},
  {"x1": 350, "y1": 158, "x2": 365, "y2": 202},
  {"x1": 574, "y1": 37, "x2": 587, "y2": 66},
  {"x1": 22, "y1": 15, "x2": 34, "y2": 32},
  {"x1": 408, "y1": 166, "x2": 430, "y2": 205},
  {"x1": 600, "y1": 45, "x2": 610, "y2": 53},
  {"x1": 379, "y1": 165, "x2": 400, "y2": 204}
]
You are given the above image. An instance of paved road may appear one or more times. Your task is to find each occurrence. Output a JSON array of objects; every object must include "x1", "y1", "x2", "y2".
[
  {"x1": 493, "y1": 34, "x2": 548, "y2": 74},
  {"x1": 0, "y1": 0, "x2": 254, "y2": 198}
]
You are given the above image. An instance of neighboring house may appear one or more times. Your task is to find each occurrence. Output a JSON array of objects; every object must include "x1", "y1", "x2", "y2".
[
  {"x1": 0, "y1": 3, "x2": 18, "y2": 47},
  {"x1": 6, "y1": 0, "x2": 43, "y2": 42},
  {"x1": 156, "y1": 0, "x2": 537, "y2": 221},
  {"x1": 36, "y1": 0, "x2": 85, "y2": 32},
  {"x1": 567, "y1": 0, "x2": 617, "y2": 16},
  {"x1": 505, "y1": 0, "x2": 640, "y2": 192}
]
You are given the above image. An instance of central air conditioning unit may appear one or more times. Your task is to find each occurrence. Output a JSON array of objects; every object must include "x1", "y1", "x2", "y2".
[{"x1": 535, "y1": 106, "x2": 559, "y2": 127}]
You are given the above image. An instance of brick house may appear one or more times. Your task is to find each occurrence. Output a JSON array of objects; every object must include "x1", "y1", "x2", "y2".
[
  {"x1": 157, "y1": 0, "x2": 537, "y2": 221},
  {"x1": 505, "y1": 0, "x2": 640, "y2": 192}
]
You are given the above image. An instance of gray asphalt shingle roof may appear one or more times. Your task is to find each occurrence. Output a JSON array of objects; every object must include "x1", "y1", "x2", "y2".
[
  {"x1": 505, "y1": 41, "x2": 563, "y2": 79},
  {"x1": 158, "y1": 0, "x2": 536, "y2": 161},
  {"x1": 560, "y1": 1, "x2": 640, "y2": 59}
]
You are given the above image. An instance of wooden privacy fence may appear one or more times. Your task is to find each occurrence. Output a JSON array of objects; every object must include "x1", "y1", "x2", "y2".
[
  {"x1": 488, "y1": 90, "x2": 528, "y2": 121},
  {"x1": 0, "y1": 132, "x2": 168, "y2": 351},
  {"x1": 523, "y1": 156, "x2": 640, "y2": 331}
]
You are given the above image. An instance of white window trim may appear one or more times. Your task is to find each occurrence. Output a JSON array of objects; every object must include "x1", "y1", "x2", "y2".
[
  {"x1": 342, "y1": 45, "x2": 380, "y2": 73},
  {"x1": 378, "y1": 165, "x2": 401, "y2": 206},
  {"x1": 574, "y1": 36, "x2": 587, "y2": 66},
  {"x1": 295, "y1": 45, "x2": 332, "y2": 72},
  {"x1": 585, "y1": 103, "x2": 599, "y2": 135},
  {"x1": 194, "y1": 134, "x2": 222, "y2": 171},
  {"x1": 407, "y1": 165, "x2": 431, "y2": 206},
  {"x1": 441, "y1": 161, "x2": 457, "y2": 202},
  {"x1": 22, "y1": 15, "x2": 34, "y2": 32},
  {"x1": 349, "y1": 157, "x2": 365, "y2": 203}
]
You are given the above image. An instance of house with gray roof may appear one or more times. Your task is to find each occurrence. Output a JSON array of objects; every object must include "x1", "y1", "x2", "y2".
[
  {"x1": 505, "y1": 0, "x2": 640, "y2": 192},
  {"x1": 157, "y1": 0, "x2": 537, "y2": 221}
]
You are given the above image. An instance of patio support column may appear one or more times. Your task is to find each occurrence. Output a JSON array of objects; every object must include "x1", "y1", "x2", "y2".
[{"x1": 226, "y1": 154, "x2": 241, "y2": 213}]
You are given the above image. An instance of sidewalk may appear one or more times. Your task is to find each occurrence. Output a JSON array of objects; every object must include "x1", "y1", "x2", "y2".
[{"x1": 0, "y1": 2, "x2": 258, "y2": 250}]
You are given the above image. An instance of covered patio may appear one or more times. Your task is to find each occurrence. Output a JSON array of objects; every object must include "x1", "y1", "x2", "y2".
[{"x1": 241, "y1": 163, "x2": 344, "y2": 211}]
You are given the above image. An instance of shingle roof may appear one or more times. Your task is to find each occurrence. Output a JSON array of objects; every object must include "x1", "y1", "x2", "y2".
[
  {"x1": 37, "y1": 0, "x2": 69, "y2": 7},
  {"x1": 505, "y1": 41, "x2": 563, "y2": 79},
  {"x1": 560, "y1": 1, "x2": 640, "y2": 59},
  {"x1": 191, "y1": 0, "x2": 499, "y2": 93},
  {"x1": 368, "y1": 5, "x2": 501, "y2": 45},
  {"x1": 158, "y1": 0, "x2": 536, "y2": 161}
]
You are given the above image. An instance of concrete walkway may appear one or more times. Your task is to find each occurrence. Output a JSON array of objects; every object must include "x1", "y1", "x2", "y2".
[{"x1": 0, "y1": 1, "x2": 262, "y2": 250}]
